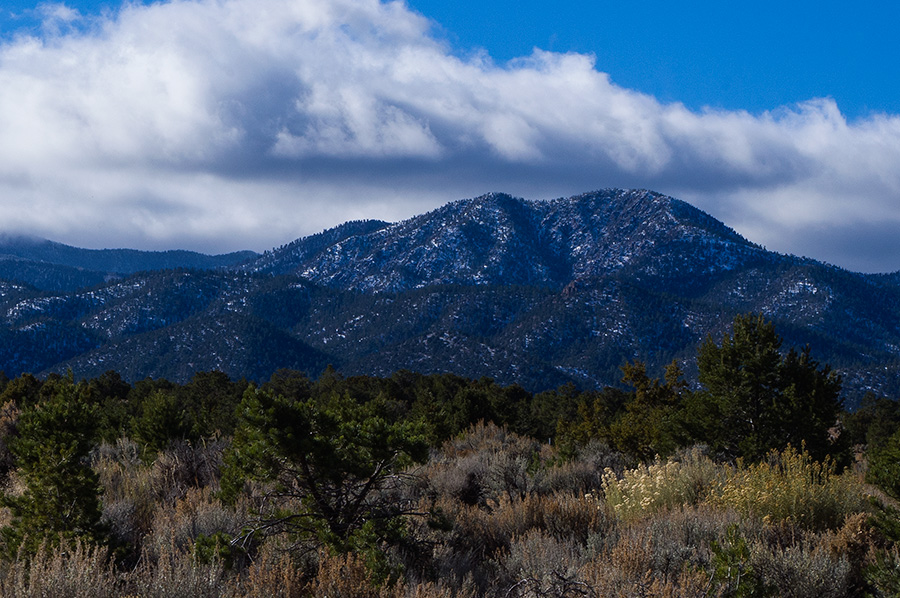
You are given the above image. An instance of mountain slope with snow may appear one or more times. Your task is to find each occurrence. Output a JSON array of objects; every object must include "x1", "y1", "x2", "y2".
[{"x1": 1, "y1": 189, "x2": 898, "y2": 407}]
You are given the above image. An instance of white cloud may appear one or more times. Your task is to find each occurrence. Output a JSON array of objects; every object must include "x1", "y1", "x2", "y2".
[
  {"x1": 0, "y1": 0, "x2": 899, "y2": 272},
  {"x1": 38, "y1": 3, "x2": 81, "y2": 22}
]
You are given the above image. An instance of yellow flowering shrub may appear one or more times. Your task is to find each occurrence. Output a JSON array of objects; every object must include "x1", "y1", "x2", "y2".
[
  {"x1": 710, "y1": 445, "x2": 867, "y2": 531},
  {"x1": 601, "y1": 447, "x2": 718, "y2": 522}
]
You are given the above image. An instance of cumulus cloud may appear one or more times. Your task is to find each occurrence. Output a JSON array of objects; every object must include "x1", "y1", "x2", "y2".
[{"x1": 0, "y1": 0, "x2": 898, "y2": 271}]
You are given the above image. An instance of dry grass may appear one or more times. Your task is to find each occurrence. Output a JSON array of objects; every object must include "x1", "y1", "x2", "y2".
[
  {"x1": 710, "y1": 445, "x2": 868, "y2": 531},
  {"x1": 0, "y1": 419, "x2": 887, "y2": 598},
  {"x1": 0, "y1": 539, "x2": 119, "y2": 598}
]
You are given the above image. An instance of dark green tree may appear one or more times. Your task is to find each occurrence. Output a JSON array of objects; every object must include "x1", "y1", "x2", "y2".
[
  {"x1": 520, "y1": 383, "x2": 582, "y2": 443},
  {"x1": 779, "y1": 345, "x2": 845, "y2": 459},
  {"x1": 555, "y1": 386, "x2": 629, "y2": 456},
  {"x1": 0, "y1": 373, "x2": 43, "y2": 410},
  {"x1": 261, "y1": 369, "x2": 313, "y2": 403},
  {"x1": 84, "y1": 370, "x2": 133, "y2": 442},
  {"x1": 868, "y1": 428, "x2": 900, "y2": 501},
  {"x1": 691, "y1": 313, "x2": 842, "y2": 461},
  {"x1": 1, "y1": 377, "x2": 106, "y2": 556},
  {"x1": 842, "y1": 393, "x2": 900, "y2": 450},
  {"x1": 129, "y1": 389, "x2": 191, "y2": 455},
  {"x1": 179, "y1": 370, "x2": 249, "y2": 438},
  {"x1": 221, "y1": 387, "x2": 430, "y2": 557},
  {"x1": 0, "y1": 399, "x2": 19, "y2": 481},
  {"x1": 609, "y1": 361, "x2": 688, "y2": 460}
]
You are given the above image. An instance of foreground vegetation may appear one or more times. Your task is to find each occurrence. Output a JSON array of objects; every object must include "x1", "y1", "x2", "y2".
[{"x1": 0, "y1": 314, "x2": 897, "y2": 597}]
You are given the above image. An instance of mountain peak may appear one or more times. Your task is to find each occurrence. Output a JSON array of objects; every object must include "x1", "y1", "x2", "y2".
[{"x1": 245, "y1": 188, "x2": 764, "y2": 293}]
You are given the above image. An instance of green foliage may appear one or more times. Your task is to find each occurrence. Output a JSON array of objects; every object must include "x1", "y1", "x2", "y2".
[
  {"x1": 868, "y1": 501, "x2": 900, "y2": 558},
  {"x1": 692, "y1": 313, "x2": 843, "y2": 462},
  {"x1": 128, "y1": 371, "x2": 249, "y2": 455},
  {"x1": 407, "y1": 375, "x2": 522, "y2": 442},
  {"x1": 221, "y1": 387, "x2": 430, "y2": 554},
  {"x1": 865, "y1": 548, "x2": 900, "y2": 597},
  {"x1": 129, "y1": 389, "x2": 191, "y2": 455},
  {"x1": 83, "y1": 370, "x2": 134, "y2": 442},
  {"x1": 709, "y1": 525, "x2": 775, "y2": 598},
  {"x1": 0, "y1": 373, "x2": 43, "y2": 410},
  {"x1": 1, "y1": 376, "x2": 107, "y2": 557},
  {"x1": 260, "y1": 368, "x2": 314, "y2": 402},
  {"x1": 0, "y1": 365, "x2": 886, "y2": 597},
  {"x1": 0, "y1": 400, "x2": 19, "y2": 481},
  {"x1": 179, "y1": 371, "x2": 249, "y2": 438},
  {"x1": 554, "y1": 386, "x2": 628, "y2": 456},
  {"x1": 842, "y1": 393, "x2": 900, "y2": 450},
  {"x1": 555, "y1": 361, "x2": 687, "y2": 460},
  {"x1": 867, "y1": 428, "x2": 900, "y2": 501},
  {"x1": 779, "y1": 345, "x2": 847, "y2": 461},
  {"x1": 609, "y1": 360, "x2": 688, "y2": 460},
  {"x1": 522, "y1": 383, "x2": 585, "y2": 442},
  {"x1": 193, "y1": 532, "x2": 244, "y2": 570}
]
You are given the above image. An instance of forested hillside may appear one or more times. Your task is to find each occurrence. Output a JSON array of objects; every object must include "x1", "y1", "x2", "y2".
[{"x1": 0, "y1": 234, "x2": 257, "y2": 292}]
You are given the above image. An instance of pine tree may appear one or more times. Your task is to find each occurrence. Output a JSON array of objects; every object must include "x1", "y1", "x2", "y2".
[
  {"x1": 692, "y1": 313, "x2": 842, "y2": 461},
  {"x1": 868, "y1": 428, "x2": 900, "y2": 501},
  {"x1": 221, "y1": 387, "x2": 429, "y2": 557},
  {"x1": 1, "y1": 377, "x2": 106, "y2": 557},
  {"x1": 608, "y1": 361, "x2": 688, "y2": 460}
]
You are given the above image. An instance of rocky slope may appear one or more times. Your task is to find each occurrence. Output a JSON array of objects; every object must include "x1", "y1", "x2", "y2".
[{"x1": 243, "y1": 190, "x2": 768, "y2": 293}]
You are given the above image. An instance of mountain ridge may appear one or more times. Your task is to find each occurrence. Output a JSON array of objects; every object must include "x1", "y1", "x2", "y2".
[
  {"x1": 0, "y1": 234, "x2": 258, "y2": 292},
  {"x1": 243, "y1": 189, "x2": 770, "y2": 294},
  {"x1": 0, "y1": 189, "x2": 898, "y2": 408}
]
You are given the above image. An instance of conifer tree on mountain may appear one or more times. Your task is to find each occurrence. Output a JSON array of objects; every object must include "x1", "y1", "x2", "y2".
[{"x1": 692, "y1": 313, "x2": 842, "y2": 461}]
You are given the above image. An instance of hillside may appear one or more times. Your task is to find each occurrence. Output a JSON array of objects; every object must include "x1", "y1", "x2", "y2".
[
  {"x1": 243, "y1": 190, "x2": 768, "y2": 293},
  {"x1": 0, "y1": 234, "x2": 258, "y2": 292},
  {"x1": 1, "y1": 189, "x2": 899, "y2": 406}
]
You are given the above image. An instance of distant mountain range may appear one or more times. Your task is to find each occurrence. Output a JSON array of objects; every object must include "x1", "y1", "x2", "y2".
[
  {"x1": 0, "y1": 234, "x2": 258, "y2": 292},
  {"x1": 1, "y1": 189, "x2": 898, "y2": 408}
]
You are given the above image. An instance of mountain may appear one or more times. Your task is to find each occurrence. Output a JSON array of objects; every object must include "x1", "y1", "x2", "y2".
[
  {"x1": 0, "y1": 269, "x2": 330, "y2": 383},
  {"x1": 1, "y1": 189, "x2": 899, "y2": 408},
  {"x1": 242, "y1": 190, "x2": 765, "y2": 293},
  {"x1": 0, "y1": 256, "x2": 110, "y2": 293},
  {"x1": 0, "y1": 234, "x2": 258, "y2": 292}
]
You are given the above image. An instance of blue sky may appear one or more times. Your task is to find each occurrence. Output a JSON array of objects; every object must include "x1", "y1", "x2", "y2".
[
  {"x1": 408, "y1": 0, "x2": 900, "y2": 119},
  {"x1": 0, "y1": 0, "x2": 899, "y2": 272}
]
